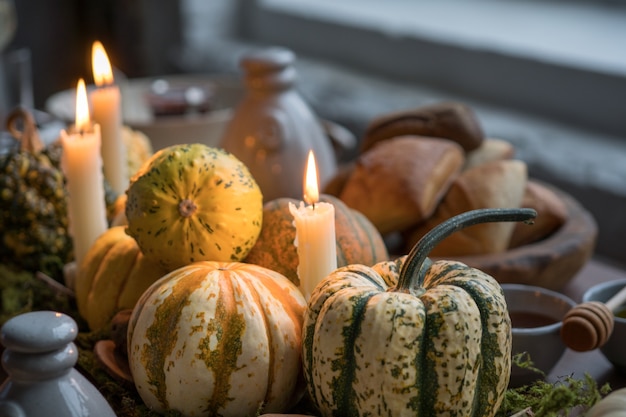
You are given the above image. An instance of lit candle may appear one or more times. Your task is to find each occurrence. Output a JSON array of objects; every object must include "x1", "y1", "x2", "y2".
[
  {"x1": 289, "y1": 150, "x2": 337, "y2": 300},
  {"x1": 61, "y1": 79, "x2": 108, "y2": 272},
  {"x1": 91, "y1": 40, "x2": 127, "y2": 194}
]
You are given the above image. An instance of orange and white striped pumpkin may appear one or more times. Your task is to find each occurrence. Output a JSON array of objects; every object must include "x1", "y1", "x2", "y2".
[{"x1": 127, "y1": 261, "x2": 307, "y2": 417}]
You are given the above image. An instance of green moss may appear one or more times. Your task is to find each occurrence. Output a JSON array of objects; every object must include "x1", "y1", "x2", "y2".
[
  {"x1": 496, "y1": 353, "x2": 611, "y2": 417},
  {"x1": 0, "y1": 264, "x2": 75, "y2": 325}
]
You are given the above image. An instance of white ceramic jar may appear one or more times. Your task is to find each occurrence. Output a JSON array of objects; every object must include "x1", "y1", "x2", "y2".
[
  {"x1": 0, "y1": 311, "x2": 117, "y2": 417},
  {"x1": 220, "y1": 47, "x2": 337, "y2": 202}
]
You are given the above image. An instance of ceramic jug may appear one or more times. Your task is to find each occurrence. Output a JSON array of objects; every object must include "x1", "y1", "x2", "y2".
[
  {"x1": 220, "y1": 47, "x2": 337, "y2": 202},
  {"x1": 0, "y1": 311, "x2": 117, "y2": 417}
]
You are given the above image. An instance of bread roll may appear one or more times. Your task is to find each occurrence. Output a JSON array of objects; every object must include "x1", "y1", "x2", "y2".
[
  {"x1": 322, "y1": 162, "x2": 355, "y2": 197},
  {"x1": 339, "y1": 136, "x2": 464, "y2": 235},
  {"x1": 464, "y1": 138, "x2": 515, "y2": 170},
  {"x1": 361, "y1": 102, "x2": 485, "y2": 153},
  {"x1": 509, "y1": 180, "x2": 568, "y2": 248},
  {"x1": 404, "y1": 159, "x2": 528, "y2": 255}
]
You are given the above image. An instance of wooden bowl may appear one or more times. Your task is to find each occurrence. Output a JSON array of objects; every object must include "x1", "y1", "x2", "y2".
[{"x1": 441, "y1": 183, "x2": 597, "y2": 291}]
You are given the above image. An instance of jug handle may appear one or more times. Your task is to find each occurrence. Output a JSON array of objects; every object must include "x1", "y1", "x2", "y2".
[{"x1": 321, "y1": 119, "x2": 357, "y2": 161}]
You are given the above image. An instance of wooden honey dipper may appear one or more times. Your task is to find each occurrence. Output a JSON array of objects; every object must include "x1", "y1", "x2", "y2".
[{"x1": 560, "y1": 284, "x2": 626, "y2": 352}]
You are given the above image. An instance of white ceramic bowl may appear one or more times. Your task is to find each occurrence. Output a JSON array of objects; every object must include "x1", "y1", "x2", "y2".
[
  {"x1": 583, "y1": 279, "x2": 626, "y2": 374},
  {"x1": 501, "y1": 283, "x2": 576, "y2": 387},
  {"x1": 45, "y1": 74, "x2": 244, "y2": 151}
]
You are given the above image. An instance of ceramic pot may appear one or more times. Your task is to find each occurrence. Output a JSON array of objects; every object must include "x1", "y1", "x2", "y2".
[
  {"x1": 220, "y1": 47, "x2": 337, "y2": 201},
  {"x1": 0, "y1": 311, "x2": 116, "y2": 417}
]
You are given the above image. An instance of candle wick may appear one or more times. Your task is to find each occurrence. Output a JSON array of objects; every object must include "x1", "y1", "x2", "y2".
[{"x1": 312, "y1": 202, "x2": 316, "y2": 210}]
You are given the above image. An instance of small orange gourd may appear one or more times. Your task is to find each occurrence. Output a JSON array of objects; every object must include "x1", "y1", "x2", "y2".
[
  {"x1": 76, "y1": 226, "x2": 168, "y2": 331},
  {"x1": 244, "y1": 194, "x2": 388, "y2": 285}
]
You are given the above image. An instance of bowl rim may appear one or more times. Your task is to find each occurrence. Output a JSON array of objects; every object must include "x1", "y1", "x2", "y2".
[
  {"x1": 434, "y1": 181, "x2": 598, "y2": 291},
  {"x1": 44, "y1": 74, "x2": 241, "y2": 128},
  {"x1": 501, "y1": 283, "x2": 576, "y2": 333},
  {"x1": 582, "y1": 278, "x2": 626, "y2": 323}
]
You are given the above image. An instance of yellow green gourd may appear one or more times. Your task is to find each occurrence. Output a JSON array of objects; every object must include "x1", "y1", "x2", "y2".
[
  {"x1": 75, "y1": 226, "x2": 168, "y2": 331},
  {"x1": 125, "y1": 144, "x2": 263, "y2": 271}
]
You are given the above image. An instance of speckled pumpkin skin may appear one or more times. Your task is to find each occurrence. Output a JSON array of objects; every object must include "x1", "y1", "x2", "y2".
[
  {"x1": 244, "y1": 194, "x2": 388, "y2": 286},
  {"x1": 125, "y1": 144, "x2": 263, "y2": 271},
  {"x1": 303, "y1": 256, "x2": 512, "y2": 417},
  {"x1": 127, "y1": 261, "x2": 307, "y2": 417}
]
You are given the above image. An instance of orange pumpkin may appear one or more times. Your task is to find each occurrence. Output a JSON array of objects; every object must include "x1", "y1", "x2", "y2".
[
  {"x1": 76, "y1": 226, "x2": 168, "y2": 331},
  {"x1": 244, "y1": 194, "x2": 388, "y2": 286}
]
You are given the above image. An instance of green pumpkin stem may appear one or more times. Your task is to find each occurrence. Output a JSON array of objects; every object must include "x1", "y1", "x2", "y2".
[{"x1": 396, "y1": 207, "x2": 537, "y2": 291}]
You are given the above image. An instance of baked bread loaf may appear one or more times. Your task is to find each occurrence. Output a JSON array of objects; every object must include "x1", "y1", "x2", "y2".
[
  {"x1": 339, "y1": 136, "x2": 464, "y2": 235},
  {"x1": 361, "y1": 101, "x2": 485, "y2": 153},
  {"x1": 404, "y1": 159, "x2": 528, "y2": 255},
  {"x1": 464, "y1": 138, "x2": 515, "y2": 170},
  {"x1": 509, "y1": 180, "x2": 568, "y2": 248}
]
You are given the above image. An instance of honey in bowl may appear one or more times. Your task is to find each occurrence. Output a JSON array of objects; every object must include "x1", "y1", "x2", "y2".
[{"x1": 509, "y1": 311, "x2": 559, "y2": 328}]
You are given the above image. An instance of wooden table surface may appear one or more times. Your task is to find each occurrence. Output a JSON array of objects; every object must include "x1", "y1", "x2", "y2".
[{"x1": 548, "y1": 258, "x2": 626, "y2": 389}]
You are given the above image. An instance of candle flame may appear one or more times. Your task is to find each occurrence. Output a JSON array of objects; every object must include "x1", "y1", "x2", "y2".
[
  {"x1": 75, "y1": 78, "x2": 90, "y2": 130},
  {"x1": 92, "y1": 41, "x2": 114, "y2": 86},
  {"x1": 304, "y1": 150, "x2": 319, "y2": 205}
]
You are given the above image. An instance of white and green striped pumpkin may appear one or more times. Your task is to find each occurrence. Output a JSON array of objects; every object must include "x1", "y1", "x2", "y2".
[
  {"x1": 127, "y1": 261, "x2": 307, "y2": 417},
  {"x1": 303, "y1": 208, "x2": 537, "y2": 417}
]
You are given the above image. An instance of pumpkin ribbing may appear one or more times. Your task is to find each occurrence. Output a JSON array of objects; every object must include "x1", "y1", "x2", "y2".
[
  {"x1": 128, "y1": 261, "x2": 306, "y2": 417},
  {"x1": 303, "y1": 208, "x2": 536, "y2": 417},
  {"x1": 76, "y1": 226, "x2": 168, "y2": 331}
]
